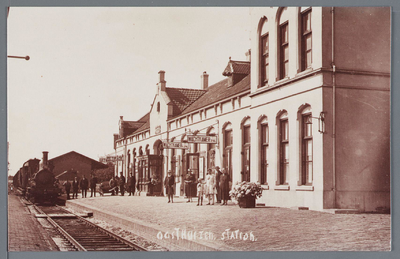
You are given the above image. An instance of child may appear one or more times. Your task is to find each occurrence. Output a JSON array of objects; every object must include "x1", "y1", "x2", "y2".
[{"x1": 197, "y1": 178, "x2": 205, "y2": 206}]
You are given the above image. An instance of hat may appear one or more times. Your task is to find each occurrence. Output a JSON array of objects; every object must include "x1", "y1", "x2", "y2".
[{"x1": 215, "y1": 166, "x2": 220, "y2": 170}]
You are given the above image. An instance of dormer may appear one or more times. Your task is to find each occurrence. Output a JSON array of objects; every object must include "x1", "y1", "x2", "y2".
[{"x1": 222, "y1": 57, "x2": 251, "y2": 87}]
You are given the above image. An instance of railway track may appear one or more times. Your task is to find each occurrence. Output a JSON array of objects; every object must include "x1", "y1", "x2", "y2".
[{"x1": 35, "y1": 204, "x2": 147, "y2": 251}]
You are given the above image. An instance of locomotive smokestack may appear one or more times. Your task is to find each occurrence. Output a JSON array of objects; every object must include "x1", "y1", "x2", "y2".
[{"x1": 42, "y1": 151, "x2": 48, "y2": 166}]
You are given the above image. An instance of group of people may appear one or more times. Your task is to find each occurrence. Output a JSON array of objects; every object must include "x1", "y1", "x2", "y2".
[
  {"x1": 164, "y1": 166, "x2": 231, "y2": 206},
  {"x1": 195, "y1": 166, "x2": 231, "y2": 206},
  {"x1": 63, "y1": 173, "x2": 98, "y2": 200},
  {"x1": 62, "y1": 171, "x2": 137, "y2": 199},
  {"x1": 63, "y1": 167, "x2": 230, "y2": 204},
  {"x1": 109, "y1": 171, "x2": 136, "y2": 196}
]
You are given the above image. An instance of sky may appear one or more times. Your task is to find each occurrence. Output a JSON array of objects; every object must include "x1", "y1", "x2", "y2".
[{"x1": 7, "y1": 7, "x2": 252, "y2": 175}]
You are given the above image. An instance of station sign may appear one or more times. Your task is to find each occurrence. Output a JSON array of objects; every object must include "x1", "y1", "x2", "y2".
[
  {"x1": 187, "y1": 135, "x2": 218, "y2": 144},
  {"x1": 162, "y1": 141, "x2": 189, "y2": 149},
  {"x1": 99, "y1": 155, "x2": 123, "y2": 164}
]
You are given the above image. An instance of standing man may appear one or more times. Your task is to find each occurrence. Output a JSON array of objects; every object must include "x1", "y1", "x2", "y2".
[
  {"x1": 128, "y1": 172, "x2": 136, "y2": 196},
  {"x1": 72, "y1": 177, "x2": 79, "y2": 199},
  {"x1": 90, "y1": 173, "x2": 98, "y2": 197},
  {"x1": 80, "y1": 175, "x2": 89, "y2": 198},
  {"x1": 119, "y1": 172, "x2": 126, "y2": 196},
  {"x1": 164, "y1": 170, "x2": 175, "y2": 203},
  {"x1": 63, "y1": 180, "x2": 71, "y2": 200},
  {"x1": 220, "y1": 168, "x2": 230, "y2": 205},
  {"x1": 214, "y1": 166, "x2": 222, "y2": 203}
]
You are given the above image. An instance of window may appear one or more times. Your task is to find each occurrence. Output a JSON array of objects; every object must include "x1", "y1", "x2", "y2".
[
  {"x1": 127, "y1": 150, "x2": 131, "y2": 177},
  {"x1": 223, "y1": 124, "x2": 233, "y2": 180},
  {"x1": 157, "y1": 102, "x2": 160, "y2": 112},
  {"x1": 242, "y1": 119, "x2": 251, "y2": 182},
  {"x1": 301, "y1": 113, "x2": 313, "y2": 185},
  {"x1": 260, "y1": 34, "x2": 269, "y2": 86},
  {"x1": 132, "y1": 150, "x2": 136, "y2": 176},
  {"x1": 280, "y1": 23, "x2": 289, "y2": 79},
  {"x1": 301, "y1": 9, "x2": 312, "y2": 70},
  {"x1": 278, "y1": 114, "x2": 289, "y2": 185},
  {"x1": 260, "y1": 122, "x2": 268, "y2": 185}
]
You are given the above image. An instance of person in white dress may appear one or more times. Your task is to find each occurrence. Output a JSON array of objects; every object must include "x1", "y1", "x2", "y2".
[{"x1": 205, "y1": 169, "x2": 216, "y2": 205}]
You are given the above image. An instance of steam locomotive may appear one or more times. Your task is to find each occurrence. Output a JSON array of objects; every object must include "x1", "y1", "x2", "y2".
[{"x1": 13, "y1": 151, "x2": 61, "y2": 204}]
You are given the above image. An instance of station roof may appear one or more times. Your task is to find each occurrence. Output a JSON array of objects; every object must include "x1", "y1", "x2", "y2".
[
  {"x1": 122, "y1": 58, "x2": 250, "y2": 136},
  {"x1": 49, "y1": 151, "x2": 108, "y2": 170}
]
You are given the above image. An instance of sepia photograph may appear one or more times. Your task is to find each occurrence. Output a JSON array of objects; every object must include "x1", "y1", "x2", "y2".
[{"x1": 7, "y1": 6, "x2": 391, "y2": 252}]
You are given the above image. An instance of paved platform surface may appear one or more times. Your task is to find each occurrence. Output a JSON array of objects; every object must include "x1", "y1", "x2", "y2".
[
  {"x1": 66, "y1": 194, "x2": 391, "y2": 251},
  {"x1": 8, "y1": 194, "x2": 57, "y2": 251}
]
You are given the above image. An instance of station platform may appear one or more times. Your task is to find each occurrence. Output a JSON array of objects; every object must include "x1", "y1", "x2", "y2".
[
  {"x1": 8, "y1": 194, "x2": 58, "y2": 251},
  {"x1": 65, "y1": 193, "x2": 391, "y2": 251}
]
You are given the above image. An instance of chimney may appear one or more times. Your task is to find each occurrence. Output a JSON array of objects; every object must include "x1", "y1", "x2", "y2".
[
  {"x1": 42, "y1": 151, "x2": 48, "y2": 166},
  {"x1": 245, "y1": 49, "x2": 251, "y2": 62},
  {"x1": 158, "y1": 70, "x2": 166, "y2": 92},
  {"x1": 201, "y1": 71, "x2": 209, "y2": 90}
]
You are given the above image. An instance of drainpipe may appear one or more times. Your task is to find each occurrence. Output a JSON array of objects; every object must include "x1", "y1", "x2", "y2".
[
  {"x1": 124, "y1": 138, "x2": 127, "y2": 178},
  {"x1": 331, "y1": 7, "x2": 337, "y2": 208}
]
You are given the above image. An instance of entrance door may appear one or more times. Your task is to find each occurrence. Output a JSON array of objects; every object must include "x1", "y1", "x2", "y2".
[
  {"x1": 187, "y1": 153, "x2": 199, "y2": 197},
  {"x1": 137, "y1": 157, "x2": 148, "y2": 193},
  {"x1": 148, "y1": 155, "x2": 163, "y2": 195}
]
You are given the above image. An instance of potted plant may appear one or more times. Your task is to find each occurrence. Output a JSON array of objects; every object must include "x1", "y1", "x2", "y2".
[{"x1": 229, "y1": 181, "x2": 263, "y2": 208}]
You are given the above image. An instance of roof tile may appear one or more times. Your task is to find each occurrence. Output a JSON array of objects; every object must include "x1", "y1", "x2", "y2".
[
  {"x1": 175, "y1": 75, "x2": 250, "y2": 118},
  {"x1": 223, "y1": 60, "x2": 250, "y2": 76},
  {"x1": 165, "y1": 88, "x2": 206, "y2": 116}
]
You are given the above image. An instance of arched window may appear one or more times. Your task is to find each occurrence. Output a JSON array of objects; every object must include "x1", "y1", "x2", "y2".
[
  {"x1": 298, "y1": 105, "x2": 313, "y2": 185},
  {"x1": 169, "y1": 137, "x2": 176, "y2": 176},
  {"x1": 277, "y1": 110, "x2": 289, "y2": 185},
  {"x1": 258, "y1": 116, "x2": 268, "y2": 185},
  {"x1": 153, "y1": 140, "x2": 163, "y2": 156},
  {"x1": 157, "y1": 102, "x2": 160, "y2": 112},
  {"x1": 132, "y1": 149, "x2": 136, "y2": 177},
  {"x1": 127, "y1": 150, "x2": 131, "y2": 177},
  {"x1": 241, "y1": 117, "x2": 251, "y2": 182},
  {"x1": 277, "y1": 8, "x2": 289, "y2": 80},
  {"x1": 223, "y1": 122, "x2": 233, "y2": 180},
  {"x1": 259, "y1": 17, "x2": 269, "y2": 87},
  {"x1": 300, "y1": 7, "x2": 312, "y2": 71}
]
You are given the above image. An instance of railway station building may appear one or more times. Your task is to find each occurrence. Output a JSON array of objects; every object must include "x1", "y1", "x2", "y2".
[
  {"x1": 113, "y1": 7, "x2": 390, "y2": 212},
  {"x1": 50, "y1": 151, "x2": 108, "y2": 181}
]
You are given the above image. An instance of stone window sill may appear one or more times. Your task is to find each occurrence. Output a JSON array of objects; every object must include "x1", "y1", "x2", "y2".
[
  {"x1": 261, "y1": 185, "x2": 269, "y2": 190},
  {"x1": 274, "y1": 185, "x2": 290, "y2": 191},
  {"x1": 295, "y1": 186, "x2": 314, "y2": 191}
]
